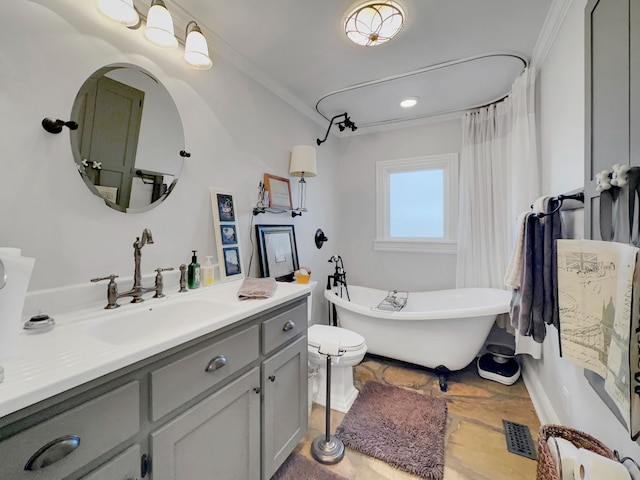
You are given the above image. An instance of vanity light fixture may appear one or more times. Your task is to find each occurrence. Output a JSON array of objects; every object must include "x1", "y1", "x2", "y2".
[
  {"x1": 95, "y1": 0, "x2": 212, "y2": 70},
  {"x1": 344, "y1": 1, "x2": 405, "y2": 47},
  {"x1": 184, "y1": 21, "x2": 213, "y2": 70},
  {"x1": 144, "y1": 0, "x2": 178, "y2": 48},
  {"x1": 289, "y1": 145, "x2": 317, "y2": 211},
  {"x1": 97, "y1": 0, "x2": 139, "y2": 26},
  {"x1": 400, "y1": 96, "x2": 419, "y2": 108}
]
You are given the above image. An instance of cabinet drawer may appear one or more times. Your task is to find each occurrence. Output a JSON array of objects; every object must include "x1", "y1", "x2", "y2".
[
  {"x1": 261, "y1": 302, "x2": 306, "y2": 355},
  {"x1": 80, "y1": 444, "x2": 140, "y2": 480},
  {"x1": 0, "y1": 382, "x2": 139, "y2": 480},
  {"x1": 150, "y1": 325, "x2": 259, "y2": 421}
]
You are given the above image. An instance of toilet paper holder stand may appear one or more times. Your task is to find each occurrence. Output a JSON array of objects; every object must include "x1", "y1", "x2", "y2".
[{"x1": 311, "y1": 347, "x2": 346, "y2": 465}]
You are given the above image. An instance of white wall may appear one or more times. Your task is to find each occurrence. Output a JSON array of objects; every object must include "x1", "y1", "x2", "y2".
[
  {"x1": 5, "y1": 0, "x2": 638, "y2": 458},
  {"x1": 535, "y1": 0, "x2": 640, "y2": 458},
  {"x1": 0, "y1": 1, "x2": 339, "y2": 324},
  {"x1": 335, "y1": 119, "x2": 462, "y2": 291}
]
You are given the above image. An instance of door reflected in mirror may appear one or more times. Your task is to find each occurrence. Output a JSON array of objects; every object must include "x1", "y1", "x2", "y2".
[{"x1": 70, "y1": 64, "x2": 185, "y2": 213}]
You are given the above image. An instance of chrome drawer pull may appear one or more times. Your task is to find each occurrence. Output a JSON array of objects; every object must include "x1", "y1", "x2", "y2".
[
  {"x1": 205, "y1": 355, "x2": 228, "y2": 372},
  {"x1": 282, "y1": 320, "x2": 295, "y2": 332},
  {"x1": 24, "y1": 435, "x2": 81, "y2": 471}
]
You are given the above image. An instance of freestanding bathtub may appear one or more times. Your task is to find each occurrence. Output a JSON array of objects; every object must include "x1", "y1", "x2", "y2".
[{"x1": 324, "y1": 285, "x2": 512, "y2": 390}]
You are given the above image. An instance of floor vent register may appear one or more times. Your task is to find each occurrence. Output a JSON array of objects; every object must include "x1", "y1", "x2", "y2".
[{"x1": 502, "y1": 420, "x2": 537, "y2": 460}]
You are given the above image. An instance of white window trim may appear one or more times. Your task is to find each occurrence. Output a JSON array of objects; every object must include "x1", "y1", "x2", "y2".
[{"x1": 374, "y1": 153, "x2": 458, "y2": 254}]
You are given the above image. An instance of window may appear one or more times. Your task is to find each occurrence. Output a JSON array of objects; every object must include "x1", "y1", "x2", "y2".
[{"x1": 375, "y1": 153, "x2": 458, "y2": 253}]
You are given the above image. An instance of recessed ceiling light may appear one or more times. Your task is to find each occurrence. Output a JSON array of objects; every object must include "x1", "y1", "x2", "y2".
[
  {"x1": 400, "y1": 97, "x2": 419, "y2": 108},
  {"x1": 344, "y1": 1, "x2": 405, "y2": 47}
]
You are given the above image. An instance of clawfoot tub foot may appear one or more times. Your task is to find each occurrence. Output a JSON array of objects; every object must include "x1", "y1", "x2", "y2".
[{"x1": 435, "y1": 365, "x2": 450, "y2": 392}]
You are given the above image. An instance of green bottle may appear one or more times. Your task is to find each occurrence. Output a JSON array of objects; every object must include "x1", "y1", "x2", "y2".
[{"x1": 188, "y1": 250, "x2": 200, "y2": 289}]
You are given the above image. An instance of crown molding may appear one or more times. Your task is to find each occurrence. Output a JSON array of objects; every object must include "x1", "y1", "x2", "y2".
[
  {"x1": 133, "y1": 0, "x2": 326, "y2": 128},
  {"x1": 530, "y1": 0, "x2": 575, "y2": 68}
]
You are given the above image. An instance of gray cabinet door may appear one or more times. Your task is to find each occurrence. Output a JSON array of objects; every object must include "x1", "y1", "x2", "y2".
[
  {"x1": 80, "y1": 445, "x2": 140, "y2": 480},
  {"x1": 261, "y1": 336, "x2": 308, "y2": 480},
  {"x1": 151, "y1": 368, "x2": 261, "y2": 480},
  {"x1": 585, "y1": 0, "x2": 638, "y2": 239}
]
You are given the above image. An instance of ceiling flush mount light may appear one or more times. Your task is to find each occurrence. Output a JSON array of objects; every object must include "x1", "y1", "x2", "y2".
[
  {"x1": 344, "y1": 1, "x2": 405, "y2": 47},
  {"x1": 144, "y1": 0, "x2": 178, "y2": 48},
  {"x1": 184, "y1": 21, "x2": 213, "y2": 70},
  {"x1": 400, "y1": 96, "x2": 419, "y2": 108},
  {"x1": 97, "y1": 0, "x2": 139, "y2": 27}
]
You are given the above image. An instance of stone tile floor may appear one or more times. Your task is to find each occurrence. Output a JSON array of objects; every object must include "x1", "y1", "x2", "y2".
[{"x1": 293, "y1": 354, "x2": 541, "y2": 480}]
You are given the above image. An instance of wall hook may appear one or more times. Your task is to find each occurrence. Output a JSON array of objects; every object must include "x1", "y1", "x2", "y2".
[{"x1": 42, "y1": 118, "x2": 78, "y2": 134}]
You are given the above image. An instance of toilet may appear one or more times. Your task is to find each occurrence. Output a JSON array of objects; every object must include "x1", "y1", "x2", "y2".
[{"x1": 307, "y1": 324, "x2": 367, "y2": 413}]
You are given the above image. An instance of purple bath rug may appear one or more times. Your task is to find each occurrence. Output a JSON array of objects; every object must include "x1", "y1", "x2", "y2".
[
  {"x1": 270, "y1": 451, "x2": 349, "y2": 480},
  {"x1": 336, "y1": 381, "x2": 447, "y2": 480}
]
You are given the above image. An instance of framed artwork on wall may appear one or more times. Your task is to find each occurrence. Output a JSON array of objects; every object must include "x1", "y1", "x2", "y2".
[
  {"x1": 210, "y1": 188, "x2": 243, "y2": 281},
  {"x1": 255, "y1": 224, "x2": 299, "y2": 282},
  {"x1": 264, "y1": 173, "x2": 292, "y2": 209}
]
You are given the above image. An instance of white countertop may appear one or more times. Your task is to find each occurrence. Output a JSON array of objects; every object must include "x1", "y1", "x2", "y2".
[{"x1": 0, "y1": 279, "x2": 311, "y2": 420}]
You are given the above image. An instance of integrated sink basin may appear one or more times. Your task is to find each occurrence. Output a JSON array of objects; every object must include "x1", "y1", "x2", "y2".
[{"x1": 85, "y1": 299, "x2": 231, "y2": 346}]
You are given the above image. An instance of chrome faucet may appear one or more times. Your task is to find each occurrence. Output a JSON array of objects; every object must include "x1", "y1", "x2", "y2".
[
  {"x1": 91, "y1": 228, "x2": 174, "y2": 309},
  {"x1": 122, "y1": 228, "x2": 155, "y2": 303}
]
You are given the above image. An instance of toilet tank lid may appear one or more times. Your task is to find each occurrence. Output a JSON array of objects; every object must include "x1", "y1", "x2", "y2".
[{"x1": 308, "y1": 324, "x2": 366, "y2": 350}]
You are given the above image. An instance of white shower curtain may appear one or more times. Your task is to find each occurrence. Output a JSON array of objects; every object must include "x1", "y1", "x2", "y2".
[{"x1": 456, "y1": 67, "x2": 540, "y2": 289}]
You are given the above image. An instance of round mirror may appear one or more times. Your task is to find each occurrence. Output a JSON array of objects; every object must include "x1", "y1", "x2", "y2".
[{"x1": 70, "y1": 64, "x2": 185, "y2": 213}]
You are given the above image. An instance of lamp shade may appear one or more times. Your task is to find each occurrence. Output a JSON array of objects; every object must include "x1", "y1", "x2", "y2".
[
  {"x1": 184, "y1": 22, "x2": 213, "y2": 70},
  {"x1": 289, "y1": 145, "x2": 317, "y2": 177},
  {"x1": 97, "y1": 0, "x2": 139, "y2": 26},
  {"x1": 144, "y1": 0, "x2": 178, "y2": 48}
]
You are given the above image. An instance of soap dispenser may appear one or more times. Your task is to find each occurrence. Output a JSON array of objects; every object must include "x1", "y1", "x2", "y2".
[
  {"x1": 188, "y1": 250, "x2": 200, "y2": 289},
  {"x1": 201, "y1": 256, "x2": 215, "y2": 287}
]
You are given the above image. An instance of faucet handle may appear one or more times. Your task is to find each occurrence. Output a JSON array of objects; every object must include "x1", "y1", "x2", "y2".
[
  {"x1": 90, "y1": 275, "x2": 120, "y2": 309},
  {"x1": 90, "y1": 274, "x2": 119, "y2": 283},
  {"x1": 155, "y1": 267, "x2": 174, "y2": 274},
  {"x1": 153, "y1": 267, "x2": 174, "y2": 298}
]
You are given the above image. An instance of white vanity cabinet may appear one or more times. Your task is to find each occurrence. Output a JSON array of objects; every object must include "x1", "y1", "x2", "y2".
[{"x1": 0, "y1": 296, "x2": 308, "y2": 480}]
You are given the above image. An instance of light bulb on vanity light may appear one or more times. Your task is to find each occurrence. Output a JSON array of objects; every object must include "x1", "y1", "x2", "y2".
[
  {"x1": 184, "y1": 21, "x2": 213, "y2": 70},
  {"x1": 144, "y1": 0, "x2": 178, "y2": 48},
  {"x1": 97, "y1": 0, "x2": 139, "y2": 26},
  {"x1": 289, "y1": 145, "x2": 317, "y2": 211}
]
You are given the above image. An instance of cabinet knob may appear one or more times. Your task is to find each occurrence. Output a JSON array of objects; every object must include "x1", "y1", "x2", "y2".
[
  {"x1": 205, "y1": 355, "x2": 228, "y2": 372},
  {"x1": 24, "y1": 435, "x2": 80, "y2": 471},
  {"x1": 269, "y1": 375, "x2": 276, "y2": 382},
  {"x1": 253, "y1": 386, "x2": 261, "y2": 394},
  {"x1": 282, "y1": 320, "x2": 295, "y2": 332}
]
